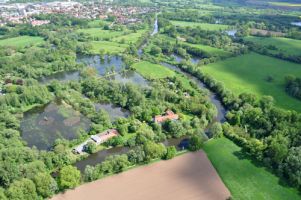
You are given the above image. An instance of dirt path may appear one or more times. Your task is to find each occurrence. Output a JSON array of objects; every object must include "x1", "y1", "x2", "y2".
[{"x1": 51, "y1": 151, "x2": 230, "y2": 200}]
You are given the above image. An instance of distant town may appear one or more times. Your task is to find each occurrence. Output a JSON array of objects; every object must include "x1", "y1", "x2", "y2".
[{"x1": 0, "y1": 1, "x2": 156, "y2": 26}]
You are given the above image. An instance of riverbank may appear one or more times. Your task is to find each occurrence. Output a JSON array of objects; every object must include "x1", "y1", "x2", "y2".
[{"x1": 51, "y1": 151, "x2": 230, "y2": 200}]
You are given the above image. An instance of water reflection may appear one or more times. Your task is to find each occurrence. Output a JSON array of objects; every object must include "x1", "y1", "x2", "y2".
[{"x1": 21, "y1": 100, "x2": 91, "y2": 150}]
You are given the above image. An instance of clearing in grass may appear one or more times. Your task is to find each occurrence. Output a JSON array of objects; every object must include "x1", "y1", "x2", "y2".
[
  {"x1": 204, "y1": 137, "x2": 301, "y2": 200},
  {"x1": 0, "y1": 36, "x2": 44, "y2": 48},
  {"x1": 202, "y1": 53, "x2": 301, "y2": 112}
]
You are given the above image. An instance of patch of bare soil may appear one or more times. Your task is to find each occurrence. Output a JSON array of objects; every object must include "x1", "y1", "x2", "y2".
[{"x1": 51, "y1": 151, "x2": 231, "y2": 200}]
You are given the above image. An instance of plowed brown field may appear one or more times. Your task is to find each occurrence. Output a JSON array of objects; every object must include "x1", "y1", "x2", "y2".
[{"x1": 51, "y1": 151, "x2": 230, "y2": 200}]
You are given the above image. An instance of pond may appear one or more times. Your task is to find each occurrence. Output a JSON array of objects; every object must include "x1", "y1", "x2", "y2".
[
  {"x1": 74, "y1": 135, "x2": 191, "y2": 172},
  {"x1": 106, "y1": 70, "x2": 149, "y2": 87},
  {"x1": 95, "y1": 103, "x2": 130, "y2": 121},
  {"x1": 291, "y1": 22, "x2": 301, "y2": 27},
  {"x1": 21, "y1": 100, "x2": 91, "y2": 150},
  {"x1": 38, "y1": 70, "x2": 80, "y2": 84},
  {"x1": 76, "y1": 55, "x2": 125, "y2": 76}
]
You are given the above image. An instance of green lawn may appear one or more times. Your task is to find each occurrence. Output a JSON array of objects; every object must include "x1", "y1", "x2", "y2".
[
  {"x1": 132, "y1": 61, "x2": 175, "y2": 79},
  {"x1": 132, "y1": 61, "x2": 195, "y2": 91},
  {"x1": 244, "y1": 36, "x2": 301, "y2": 56},
  {"x1": 113, "y1": 30, "x2": 147, "y2": 44},
  {"x1": 0, "y1": 36, "x2": 44, "y2": 48},
  {"x1": 202, "y1": 53, "x2": 301, "y2": 112},
  {"x1": 204, "y1": 137, "x2": 301, "y2": 200},
  {"x1": 171, "y1": 20, "x2": 229, "y2": 31}
]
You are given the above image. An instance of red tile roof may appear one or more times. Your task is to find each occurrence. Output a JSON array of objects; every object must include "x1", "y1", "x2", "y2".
[{"x1": 154, "y1": 110, "x2": 179, "y2": 123}]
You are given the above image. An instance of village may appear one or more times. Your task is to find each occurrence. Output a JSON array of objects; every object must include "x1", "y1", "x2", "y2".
[{"x1": 0, "y1": 1, "x2": 156, "y2": 26}]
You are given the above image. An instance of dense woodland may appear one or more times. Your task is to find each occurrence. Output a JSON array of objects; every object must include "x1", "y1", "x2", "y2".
[{"x1": 0, "y1": 0, "x2": 301, "y2": 199}]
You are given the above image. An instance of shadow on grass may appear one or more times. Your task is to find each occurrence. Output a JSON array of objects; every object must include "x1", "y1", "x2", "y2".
[{"x1": 232, "y1": 149, "x2": 301, "y2": 195}]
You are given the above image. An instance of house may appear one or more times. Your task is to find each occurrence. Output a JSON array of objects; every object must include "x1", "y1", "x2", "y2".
[
  {"x1": 72, "y1": 139, "x2": 93, "y2": 154},
  {"x1": 153, "y1": 110, "x2": 179, "y2": 123},
  {"x1": 96, "y1": 129, "x2": 119, "y2": 143}
]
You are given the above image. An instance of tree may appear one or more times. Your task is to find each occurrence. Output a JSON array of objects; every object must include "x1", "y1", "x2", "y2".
[
  {"x1": 0, "y1": 187, "x2": 7, "y2": 200},
  {"x1": 7, "y1": 178, "x2": 38, "y2": 200},
  {"x1": 33, "y1": 173, "x2": 58, "y2": 198},
  {"x1": 210, "y1": 122, "x2": 223, "y2": 138},
  {"x1": 164, "y1": 146, "x2": 177, "y2": 160},
  {"x1": 150, "y1": 46, "x2": 162, "y2": 56},
  {"x1": 188, "y1": 135, "x2": 203, "y2": 151},
  {"x1": 143, "y1": 142, "x2": 166, "y2": 162},
  {"x1": 85, "y1": 142, "x2": 97, "y2": 154},
  {"x1": 59, "y1": 165, "x2": 81, "y2": 190}
]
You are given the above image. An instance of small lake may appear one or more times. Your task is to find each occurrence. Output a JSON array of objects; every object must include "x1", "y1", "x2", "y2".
[
  {"x1": 106, "y1": 70, "x2": 149, "y2": 87},
  {"x1": 95, "y1": 103, "x2": 130, "y2": 121},
  {"x1": 74, "y1": 135, "x2": 190, "y2": 172},
  {"x1": 21, "y1": 100, "x2": 91, "y2": 150},
  {"x1": 291, "y1": 22, "x2": 301, "y2": 27},
  {"x1": 77, "y1": 55, "x2": 125, "y2": 76}
]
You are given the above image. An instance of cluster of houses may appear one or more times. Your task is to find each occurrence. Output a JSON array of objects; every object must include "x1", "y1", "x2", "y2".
[
  {"x1": 73, "y1": 129, "x2": 119, "y2": 154},
  {"x1": 0, "y1": 1, "x2": 157, "y2": 26}
]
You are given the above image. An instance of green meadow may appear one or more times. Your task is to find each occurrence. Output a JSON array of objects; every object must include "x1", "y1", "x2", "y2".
[
  {"x1": 88, "y1": 41, "x2": 128, "y2": 54},
  {"x1": 77, "y1": 28, "x2": 126, "y2": 39},
  {"x1": 244, "y1": 36, "x2": 301, "y2": 56},
  {"x1": 204, "y1": 137, "x2": 301, "y2": 200},
  {"x1": 171, "y1": 20, "x2": 229, "y2": 31},
  {"x1": 0, "y1": 36, "x2": 44, "y2": 48},
  {"x1": 202, "y1": 53, "x2": 301, "y2": 112},
  {"x1": 132, "y1": 61, "x2": 194, "y2": 91}
]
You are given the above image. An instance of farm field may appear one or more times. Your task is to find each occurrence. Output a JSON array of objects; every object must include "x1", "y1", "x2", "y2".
[
  {"x1": 202, "y1": 53, "x2": 301, "y2": 112},
  {"x1": 204, "y1": 137, "x2": 301, "y2": 200},
  {"x1": 170, "y1": 20, "x2": 229, "y2": 30},
  {"x1": 244, "y1": 36, "x2": 301, "y2": 56},
  {"x1": 51, "y1": 151, "x2": 230, "y2": 200},
  {"x1": 0, "y1": 36, "x2": 44, "y2": 48}
]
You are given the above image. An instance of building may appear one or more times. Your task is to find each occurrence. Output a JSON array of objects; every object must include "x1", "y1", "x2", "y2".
[
  {"x1": 72, "y1": 129, "x2": 119, "y2": 154},
  {"x1": 153, "y1": 110, "x2": 179, "y2": 123}
]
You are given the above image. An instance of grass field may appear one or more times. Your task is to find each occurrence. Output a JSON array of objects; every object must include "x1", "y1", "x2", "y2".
[
  {"x1": 132, "y1": 61, "x2": 195, "y2": 91},
  {"x1": 77, "y1": 28, "x2": 126, "y2": 39},
  {"x1": 0, "y1": 36, "x2": 44, "y2": 48},
  {"x1": 244, "y1": 36, "x2": 301, "y2": 56},
  {"x1": 88, "y1": 41, "x2": 128, "y2": 54},
  {"x1": 170, "y1": 20, "x2": 229, "y2": 31},
  {"x1": 204, "y1": 137, "x2": 301, "y2": 200},
  {"x1": 202, "y1": 53, "x2": 301, "y2": 112}
]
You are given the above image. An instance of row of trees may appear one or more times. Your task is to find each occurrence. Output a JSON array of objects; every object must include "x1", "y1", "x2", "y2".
[{"x1": 285, "y1": 75, "x2": 301, "y2": 100}]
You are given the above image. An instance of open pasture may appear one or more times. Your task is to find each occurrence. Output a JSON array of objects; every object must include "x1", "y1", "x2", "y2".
[
  {"x1": 51, "y1": 151, "x2": 230, "y2": 200},
  {"x1": 204, "y1": 137, "x2": 301, "y2": 200},
  {"x1": 171, "y1": 20, "x2": 229, "y2": 31},
  {"x1": 0, "y1": 36, "x2": 44, "y2": 48},
  {"x1": 244, "y1": 36, "x2": 301, "y2": 56},
  {"x1": 202, "y1": 53, "x2": 301, "y2": 112}
]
